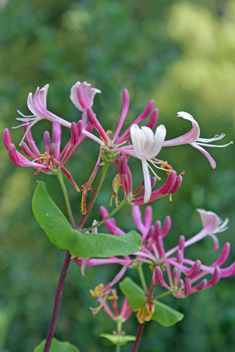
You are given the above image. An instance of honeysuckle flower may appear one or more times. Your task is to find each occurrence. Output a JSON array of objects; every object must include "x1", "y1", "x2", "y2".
[
  {"x1": 74, "y1": 206, "x2": 235, "y2": 302},
  {"x1": 3, "y1": 122, "x2": 81, "y2": 191},
  {"x1": 166, "y1": 209, "x2": 229, "y2": 255},
  {"x1": 70, "y1": 81, "x2": 101, "y2": 128},
  {"x1": 70, "y1": 81, "x2": 101, "y2": 112},
  {"x1": 97, "y1": 294, "x2": 132, "y2": 322},
  {"x1": 15, "y1": 85, "x2": 71, "y2": 144},
  {"x1": 130, "y1": 124, "x2": 166, "y2": 203},
  {"x1": 163, "y1": 111, "x2": 232, "y2": 168}
]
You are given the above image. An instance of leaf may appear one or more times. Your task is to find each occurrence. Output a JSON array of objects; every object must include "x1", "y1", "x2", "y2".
[
  {"x1": 119, "y1": 277, "x2": 184, "y2": 327},
  {"x1": 119, "y1": 277, "x2": 146, "y2": 310},
  {"x1": 101, "y1": 334, "x2": 136, "y2": 346},
  {"x1": 151, "y1": 300, "x2": 184, "y2": 327},
  {"x1": 32, "y1": 182, "x2": 141, "y2": 257},
  {"x1": 34, "y1": 338, "x2": 80, "y2": 352}
]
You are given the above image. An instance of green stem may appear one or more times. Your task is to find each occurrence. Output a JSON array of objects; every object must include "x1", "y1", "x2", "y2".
[
  {"x1": 137, "y1": 266, "x2": 148, "y2": 294},
  {"x1": 57, "y1": 172, "x2": 75, "y2": 227},
  {"x1": 115, "y1": 319, "x2": 122, "y2": 352},
  {"x1": 82, "y1": 200, "x2": 126, "y2": 232},
  {"x1": 77, "y1": 163, "x2": 110, "y2": 230},
  {"x1": 153, "y1": 290, "x2": 173, "y2": 300}
]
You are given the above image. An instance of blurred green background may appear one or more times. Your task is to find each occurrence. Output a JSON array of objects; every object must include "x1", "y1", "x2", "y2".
[{"x1": 0, "y1": 0, "x2": 235, "y2": 351}]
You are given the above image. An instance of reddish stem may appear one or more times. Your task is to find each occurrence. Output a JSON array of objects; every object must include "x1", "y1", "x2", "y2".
[
  {"x1": 43, "y1": 250, "x2": 71, "y2": 352},
  {"x1": 131, "y1": 322, "x2": 145, "y2": 352}
]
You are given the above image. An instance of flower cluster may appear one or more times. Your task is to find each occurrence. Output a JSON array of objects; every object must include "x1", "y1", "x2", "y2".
[
  {"x1": 74, "y1": 205, "x2": 234, "y2": 322},
  {"x1": 3, "y1": 81, "x2": 231, "y2": 205}
]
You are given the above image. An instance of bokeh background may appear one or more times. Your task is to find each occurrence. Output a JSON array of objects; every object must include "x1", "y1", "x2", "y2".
[{"x1": 0, "y1": 0, "x2": 235, "y2": 351}]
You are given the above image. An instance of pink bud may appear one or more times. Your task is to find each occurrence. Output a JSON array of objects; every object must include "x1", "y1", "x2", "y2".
[
  {"x1": 156, "y1": 237, "x2": 165, "y2": 257},
  {"x1": 161, "y1": 216, "x2": 171, "y2": 238},
  {"x1": 77, "y1": 120, "x2": 83, "y2": 136},
  {"x1": 177, "y1": 250, "x2": 183, "y2": 264},
  {"x1": 152, "y1": 220, "x2": 162, "y2": 242},
  {"x1": 184, "y1": 277, "x2": 191, "y2": 296},
  {"x1": 71, "y1": 122, "x2": 79, "y2": 145},
  {"x1": 146, "y1": 108, "x2": 158, "y2": 129},
  {"x1": 185, "y1": 260, "x2": 201, "y2": 278},
  {"x1": 21, "y1": 142, "x2": 38, "y2": 160},
  {"x1": 3, "y1": 128, "x2": 11, "y2": 150},
  {"x1": 194, "y1": 279, "x2": 207, "y2": 291},
  {"x1": 144, "y1": 206, "x2": 153, "y2": 230},
  {"x1": 213, "y1": 242, "x2": 230, "y2": 266},
  {"x1": 173, "y1": 267, "x2": 179, "y2": 280},
  {"x1": 43, "y1": 131, "x2": 51, "y2": 153},
  {"x1": 206, "y1": 267, "x2": 220, "y2": 288},
  {"x1": 155, "y1": 266, "x2": 164, "y2": 286},
  {"x1": 177, "y1": 279, "x2": 184, "y2": 291},
  {"x1": 49, "y1": 143, "x2": 55, "y2": 156},
  {"x1": 178, "y1": 235, "x2": 185, "y2": 253}
]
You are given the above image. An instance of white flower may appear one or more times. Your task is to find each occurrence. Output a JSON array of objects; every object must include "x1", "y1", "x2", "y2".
[{"x1": 130, "y1": 124, "x2": 166, "y2": 203}]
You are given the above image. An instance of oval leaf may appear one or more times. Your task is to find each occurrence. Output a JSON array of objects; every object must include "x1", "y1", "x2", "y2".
[
  {"x1": 34, "y1": 338, "x2": 79, "y2": 352},
  {"x1": 120, "y1": 277, "x2": 184, "y2": 327},
  {"x1": 151, "y1": 300, "x2": 184, "y2": 327},
  {"x1": 119, "y1": 277, "x2": 146, "y2": 310},
  {"x1": 101, "y1": 334, "x2": 136, "y2": 346},
  {"x1": 32, "y1": 182, "x2": 141, "y2": 257}
]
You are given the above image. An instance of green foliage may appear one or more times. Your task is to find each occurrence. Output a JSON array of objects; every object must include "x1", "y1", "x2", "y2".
[
  {"x1": 101, "y1": 334, "x2": 136, "y2": 346},
  {"x1": 34, "y1": 338, "x2": 79, "y2": 352},
  {"x1": 32, "y1": 181, "x2": 141, "y2": 257},
  {"x1": 120, "y1": 277, "x2": 184, "y2": 327}
]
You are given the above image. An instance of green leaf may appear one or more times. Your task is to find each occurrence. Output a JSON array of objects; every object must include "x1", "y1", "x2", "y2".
[
  {"x1": 119, "y1": 277, "x2": 184, "y2": 327},
  {"x1": 101, "y1": 334, "x2": 136, "y2": 346},
  {"x1": 32, "y1": 182, "x2": 141, "y2": 257},
  {"x1": 34, "y1": 338, "x2": 80, "y2": 352},
  {"x1": 151, "y1": 300, "x2": 184, "y2": 327},
  {"x1": 119, "y1": 277, "x2": 146, "y2": 310}
]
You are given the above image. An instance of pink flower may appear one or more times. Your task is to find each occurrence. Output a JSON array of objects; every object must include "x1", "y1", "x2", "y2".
[{"x1": 163, "y1": 111, "x2": 232, "y2": 168}]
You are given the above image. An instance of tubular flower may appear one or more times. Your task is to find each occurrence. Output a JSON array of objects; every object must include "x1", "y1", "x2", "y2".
[
  {"x1": 73, "y1": 206, "x2": 235, "y2": 301},
  {"x1": 3, "y1": 122, "x2": 81, "y2": 191},
  {"x1": 163, "y1": 111, "x2": 232, "y2": 168},
  {"x1": 15, "y1": 85, "x2": 71, "y2": 144},
  {"x1": 70, "y1": 81, "x2": 101, "y2": 128},
  {"x1": 129, "y1": 124, "x2": 166, "y2": 203}
]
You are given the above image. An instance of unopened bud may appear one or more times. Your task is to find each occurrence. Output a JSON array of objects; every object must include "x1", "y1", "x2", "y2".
[
  {"x1": 21, "y1": 142, "x2": 35, "y2": 158},
  {"x1": 195, "y1": 279, "x2": 207, "y2": 291},
  {"x1": 176, "y1": 250, "x2": 183, "y2": 264},
  {"x1": 152, "y1": 220, "x2": 161, "y2": 242},
  {"x1": 173, "y1": 267, "x2": 179, "y2": 280},
  {"x1": 144, "y1": 225, "x2": 155, "y2": 243},
  {"x1": 43, "y1": 131, "x2": 51, "y2": 152},
  {"x1": 151, "y1": 176, "x2": 157, "y2": 189},
  {"x1": 146, "y1": 108, "x2": 159, "y2": 129},
  {"x1": 155, "y1": 266, "x2": 164, "y2": 286},
  {"x1": 177, "y1": 279, "x2": 184, "y2": 291},
  {"x1": 3, "y1": 128, "x2": 11, "y2": 150},
  {"x1": 206, "y1": 266, "x2": 220, "y2": 288},
  {"x1": 71, "y1": 122, "x2": 79, "y2": 145},
  {"x1": 77, "y1": 120, "x2": 83, "y2": 136},
  {"x1": 156, "y1": 237, "x2": 165, "y2": 257},
  {"x1": 186, "y1": 260, "x2": 201, "y2": 278},
  {"x1": 49, "y1": 143, "x2": 55, "y2": 156},
  {"x1": 178, "y1": 236, "x2": 185, "y2": 253},
  {"x1": 161, "y1": 216, "x2": 171, "y2": 238},
  {"x1": 184, "y1": 277, "x2": 191, "y2": 296}
]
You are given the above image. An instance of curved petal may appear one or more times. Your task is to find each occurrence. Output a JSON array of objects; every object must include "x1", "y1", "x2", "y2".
[
  {"x1": 197, "y1": 209, "x2": 221, "y2": 233},
  {"x1": 163, "y1": 111, "x2": 200, "y2": 146},
  {"x1": 192, "y1": 143, "x2": 217, "y2": 168},
  {"x1": 142, "y1": 159, "x2": 151, "y2": 203}
]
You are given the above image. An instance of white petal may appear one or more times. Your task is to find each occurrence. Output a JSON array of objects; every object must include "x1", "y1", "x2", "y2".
[{"x1": 142, "y1": 159, "x2": 151, "y2": 203}]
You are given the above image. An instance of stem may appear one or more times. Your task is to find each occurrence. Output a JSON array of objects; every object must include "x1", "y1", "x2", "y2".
[
  {"x1": 131, "y1": 323, "x2": 145, "y2": 352},
  {"x1": 82, "y1": 200, "x2": 126, "y2": 232},
  {"x1": 57, "y1": 172, "x2": 75, "y2": 227},
  {"x1": 43, "y1": 250, "x2": 71, "y2": 352},
  {"x1": 77, "y1": 163, "x2": 110, "y2": 230},
  {"x1": 137, "y1": 266, "x2": 148, "y2": 294},
  {"x1": 153, "y1": 290, "x2": 173, "y2": 300}
]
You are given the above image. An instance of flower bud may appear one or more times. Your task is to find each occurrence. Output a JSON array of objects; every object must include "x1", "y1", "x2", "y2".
[
  {"x1": 155, "y1": 266, "x2": 164, "y2": 286},
  {"x1": 161, "y1": 216, "x2": 171, "y2": 238},
  {"x1": 184, "y1": 277, "x2": 191, "y2": 296},
  {"x1": 43, "y1": 131, "x2": 51, "y2": 152}
]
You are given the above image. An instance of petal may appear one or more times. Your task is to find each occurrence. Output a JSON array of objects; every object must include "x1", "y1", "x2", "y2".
[
  {"x1": 197, "y1": 209, "x2": 221, "y2": 233},
  {"x1": 163, "y1": 111, "x2": 200, "y2": 147},
  {"x1": 150, "y1": 124, "x2": 166, "y2": 157},
  {"x1": 191, "y1": 143, "x2": 217, "y2": 168},
  {"x1": 130, "y1": 124, "x2": 145, "y2": 159},
  {"x1": 142, "y1": 159, "x2": 151, "y2": 203}
]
